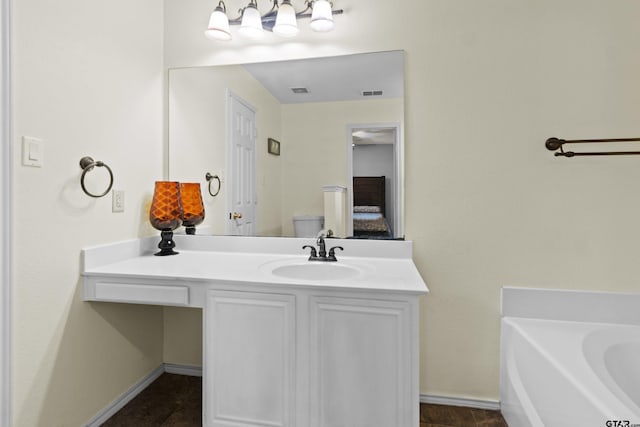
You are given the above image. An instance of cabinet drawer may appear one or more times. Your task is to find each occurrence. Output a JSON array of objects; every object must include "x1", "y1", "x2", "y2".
[{"x1": 94, "y1": 281, "x2": 189, "y2": 306}]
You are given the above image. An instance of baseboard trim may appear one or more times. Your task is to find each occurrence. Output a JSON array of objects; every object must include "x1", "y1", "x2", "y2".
[
  {"x1": 84, "y1": 365, "x2": 165, "y2": 427},
  {"x1": 84, "y1": 363, "x2": 202, "y2": 426},
  {"x1": 420, "y1": 394, "x2": 501, "y2": 411},
  {"x1": 163, "y1": 363, "x2": 202, "y2": 377}
]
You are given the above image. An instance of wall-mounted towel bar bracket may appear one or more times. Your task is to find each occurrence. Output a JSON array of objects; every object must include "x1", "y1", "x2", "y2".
[{"x1": 546, "y1": 137, "x2": 640, "y2": 157}]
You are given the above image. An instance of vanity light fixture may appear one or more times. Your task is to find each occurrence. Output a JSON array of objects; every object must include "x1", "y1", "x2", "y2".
[
  {"x1": 205, "y1": 1, "x2": 232, "y2": 41},
  {"x1": 239, "y1": 0, "x2": 264, "y2": 38},
  {"x1": 205, "y1": 0, "x2": 343, "y2": 41},
  {"x1": 309, "y1": 0, "x2": 334, "y2": 32},
  {"x1": 273, "y1": 0, "x2": 299, "y2": 36}
]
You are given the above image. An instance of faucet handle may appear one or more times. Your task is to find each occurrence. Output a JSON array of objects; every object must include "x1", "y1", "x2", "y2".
[
  {"x1": 316, "y1": 236, "x2": 327, "y2": 258},
  {"x1": 302, "y1": 245, "x2": 317, "y2": 259},
  {"x1": 327, "y1": 246, "x2": 343, "y2": 261}
]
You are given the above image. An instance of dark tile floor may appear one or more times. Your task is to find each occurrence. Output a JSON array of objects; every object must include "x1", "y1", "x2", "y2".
[
  {"x1": 420, "y1": 403, "x2": 508, "y2": 427},
  {"x1": 101, "y1": 374, "x2": 201, "y2": 427},
  {"x1": 103, "y1": 373, "x2": 508, "y2": 426}
]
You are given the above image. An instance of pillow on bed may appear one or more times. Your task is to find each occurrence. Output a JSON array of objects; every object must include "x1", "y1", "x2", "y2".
[{"x1": 354, "y1": 206, "x2": 381, "y2": 213}]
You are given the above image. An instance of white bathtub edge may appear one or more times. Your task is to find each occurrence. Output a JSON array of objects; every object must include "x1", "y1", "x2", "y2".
[{"x1": 501, "y1": 287, "x2": 640, "y2": 326}]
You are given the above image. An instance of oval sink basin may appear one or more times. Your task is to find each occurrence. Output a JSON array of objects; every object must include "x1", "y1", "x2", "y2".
[{"x1": 270, "y1": 263, "x2": 361, "y2": 281}]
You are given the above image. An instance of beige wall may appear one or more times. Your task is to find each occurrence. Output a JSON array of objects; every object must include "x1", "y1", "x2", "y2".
[
  {"x1": 12, "y1": 0, "x2": 164, "y2": 425},
  {"x1": 164, "y1": 0, "x2": 640, "y2": 402}
]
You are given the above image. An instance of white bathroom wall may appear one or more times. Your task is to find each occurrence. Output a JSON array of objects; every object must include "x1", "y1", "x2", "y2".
[
  {"x1": 12, "y1": 0, "x2": 165, "y2": 424},
  {"x1": 353, "y1": 144, "x2": 394, "y2": 177},
  {"x1": 164, "y1": 0, "x2": 640, "y2": 402}
]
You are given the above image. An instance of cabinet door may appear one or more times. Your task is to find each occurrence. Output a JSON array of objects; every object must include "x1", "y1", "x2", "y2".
[
  {"x1": 204, "y1": 290, "x2": 296, "y2": 427},
  {"x1": 309, "y1": 296, "x2": 413, "y2": 427}
]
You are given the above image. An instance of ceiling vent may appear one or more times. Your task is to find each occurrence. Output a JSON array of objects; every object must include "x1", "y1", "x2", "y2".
[
  {"x1": 361, "y1": 90, "x2": 384, "y2": 97},
  {"x1": 290, "y1": 87, "x2": 309, "y2": 94}
]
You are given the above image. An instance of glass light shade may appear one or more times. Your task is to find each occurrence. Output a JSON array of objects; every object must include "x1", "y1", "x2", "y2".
[
  {"x1": 180, "y1": 183, "x2": 205, "y2": 235},
  {"x1": 205, "y1": 7, "x2": 232, "y2": 41},
  {"x1": 273, "y1": 1, "x2": 299, "y2": 37},
  {"x1": 310, "y1": 0, "x2": 334, "y2": 32},
  {"x1": 239, "y1": 4, "x2": 264, "y2": 39}
]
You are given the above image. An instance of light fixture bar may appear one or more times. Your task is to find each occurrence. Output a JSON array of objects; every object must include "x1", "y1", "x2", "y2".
[
  {"x1": 205, "y1": 0, "x2": 343, "y2": 41},
  {"x1": 227, "y1": 0, "x2": 343, "y2": 30}
]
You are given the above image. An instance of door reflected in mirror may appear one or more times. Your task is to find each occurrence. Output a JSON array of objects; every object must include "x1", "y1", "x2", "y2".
[{"x1": 168, "y1": 50, "x2": 404, "y2": 238}]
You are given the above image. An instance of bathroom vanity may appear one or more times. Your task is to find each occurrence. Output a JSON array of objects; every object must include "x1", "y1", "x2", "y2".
[{"x1": 82, "y1": 235, "x2": 428, "y2": 427}]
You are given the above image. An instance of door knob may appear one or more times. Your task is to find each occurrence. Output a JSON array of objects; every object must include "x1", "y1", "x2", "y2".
[{"x1": 231, "y1": 212, "x2": 243, "y2": 220}]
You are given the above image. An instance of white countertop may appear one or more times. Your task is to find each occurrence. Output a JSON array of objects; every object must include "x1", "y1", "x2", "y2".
[{"x1": 82, "y1": 235, "x2": 428, "y2": 295}]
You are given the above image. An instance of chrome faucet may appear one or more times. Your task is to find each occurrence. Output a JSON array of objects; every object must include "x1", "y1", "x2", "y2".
[{"x1": 302, "y1": 234, "x2": 343, "y2": 262}]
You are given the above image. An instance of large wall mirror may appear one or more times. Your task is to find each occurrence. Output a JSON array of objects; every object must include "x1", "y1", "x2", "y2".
[{"x1": 168, "y1": 50, "x2": 404, "y2": 239}]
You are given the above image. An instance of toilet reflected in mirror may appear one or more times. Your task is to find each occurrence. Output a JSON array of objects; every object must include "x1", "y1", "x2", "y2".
[{"x1": 292, "y1": 215, "x2": 324, "y2": 238}]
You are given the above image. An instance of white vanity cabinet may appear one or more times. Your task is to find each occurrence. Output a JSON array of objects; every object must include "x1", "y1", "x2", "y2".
[
  {"x1": 82, "y1": 236, "x2": 427, "y2": 427},
  {"x1": 204, "y1": 290, "x2": 297, "y2": 427},
  {"x1": 309, "y1": 296, "x2": 415, "y2": 427},
  {"x1": 203, "y1": 287, "x2": 419, "y2": 427}
]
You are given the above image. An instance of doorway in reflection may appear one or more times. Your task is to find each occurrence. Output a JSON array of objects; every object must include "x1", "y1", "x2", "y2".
[{"x1": 349, "y1": 125, "x2": 400, "y2": 239}]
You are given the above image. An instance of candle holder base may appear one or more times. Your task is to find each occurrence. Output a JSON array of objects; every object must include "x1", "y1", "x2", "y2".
[{"x1": 155, "y1": 230, "x2": 179, "y2": 256}]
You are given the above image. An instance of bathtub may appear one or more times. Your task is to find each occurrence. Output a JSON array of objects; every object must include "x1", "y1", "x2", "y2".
[{"x1": 501, "y1": 317, "x2": 640, "y2": 427}]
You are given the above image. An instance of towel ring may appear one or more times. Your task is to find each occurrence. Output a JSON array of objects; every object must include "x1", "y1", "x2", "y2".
[
  {"x1": 205, "y1": 172, "x2": 221, "y2": 197},
  {"x1": 79, "y1": 156, "x2": 113, "y2": 198}
]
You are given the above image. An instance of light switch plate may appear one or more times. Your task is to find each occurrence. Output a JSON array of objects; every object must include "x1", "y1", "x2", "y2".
[{"x1": 22, "y1": 136, "x2": 44, "y2": 167}]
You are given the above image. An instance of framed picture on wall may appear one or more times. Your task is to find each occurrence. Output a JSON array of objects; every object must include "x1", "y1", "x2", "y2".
[{"x1": 268, "y1": 138, "x2": 280, "y2": 156}]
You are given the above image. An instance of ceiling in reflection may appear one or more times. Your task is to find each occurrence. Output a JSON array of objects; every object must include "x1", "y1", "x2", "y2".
[{"x1": 242, "y1": 50, "x2": 404, "y2": 104}]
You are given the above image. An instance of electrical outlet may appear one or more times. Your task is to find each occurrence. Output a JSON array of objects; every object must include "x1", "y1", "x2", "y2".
[{"x1": 112, "y1": 190, "x2": 125, "y2": 213}]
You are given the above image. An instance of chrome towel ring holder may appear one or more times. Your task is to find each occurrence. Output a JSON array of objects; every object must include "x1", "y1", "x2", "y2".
[
  {"x1": 205, "y1": 172, "x2": 221, "y2": 197},
  {"x1": 79, "y1": 156, "x2": 114, "y2": 198}
]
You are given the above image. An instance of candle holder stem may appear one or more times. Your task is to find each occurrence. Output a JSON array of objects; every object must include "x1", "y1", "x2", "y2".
[{"x1": 155, "y1": 230, "x2": 179, "y2": 256}]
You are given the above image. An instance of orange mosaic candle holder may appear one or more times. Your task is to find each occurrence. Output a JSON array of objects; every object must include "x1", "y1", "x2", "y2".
[
  {"x1": 149, "y1": 181, "x2": 183, "y2": 256},
  {"x1": 180, "y1": 183, "x2": 205, "y2": 235}
]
